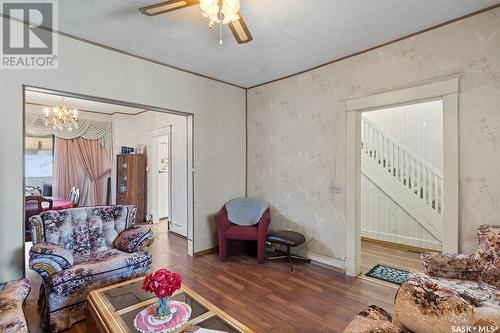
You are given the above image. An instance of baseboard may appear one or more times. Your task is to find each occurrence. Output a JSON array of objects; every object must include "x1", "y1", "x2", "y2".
[
  {"x1": 194, "y1": 246, "x2": 218, "y2": 256},
  {"x1": 307, "y1": 252, "x2": 345, "y2": 272}
]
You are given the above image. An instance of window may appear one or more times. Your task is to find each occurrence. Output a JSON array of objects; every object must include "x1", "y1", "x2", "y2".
[{"x1": 25, "y1": 136, "x2": 54, "y2": 189}]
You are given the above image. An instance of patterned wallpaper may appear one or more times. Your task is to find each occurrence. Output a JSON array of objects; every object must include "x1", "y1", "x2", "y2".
[{"x1": 247, "y1": 8, "x2": 500, "y2": 260}]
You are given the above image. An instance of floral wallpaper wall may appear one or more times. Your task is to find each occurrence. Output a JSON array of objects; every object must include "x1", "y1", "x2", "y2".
[{"x1": 247, "y1": 8, "x2": 500, "y2": 260}]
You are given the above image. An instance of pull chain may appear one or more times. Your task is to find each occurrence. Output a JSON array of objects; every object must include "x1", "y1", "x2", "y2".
[{"x1": 219, "y1": 4, "x2": 223, "y2": 45}]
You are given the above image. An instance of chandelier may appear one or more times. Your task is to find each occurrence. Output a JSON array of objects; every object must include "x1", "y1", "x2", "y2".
[
  {"x1": 199, "y1": 0, "x2": 239, "y2": 44},
  {"x1": 44, "y1": 97, "x2": 79, "y2": 132}
]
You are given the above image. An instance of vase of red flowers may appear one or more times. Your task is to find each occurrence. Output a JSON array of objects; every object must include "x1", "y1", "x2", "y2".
[{"x1": 143, "y1": 269, "x2": 183, "y2": 321}]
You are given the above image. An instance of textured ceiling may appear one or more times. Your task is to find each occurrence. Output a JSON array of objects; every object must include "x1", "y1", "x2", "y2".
[{"x1": 21, "y1": 1, "x2": 500, "y2": 87}]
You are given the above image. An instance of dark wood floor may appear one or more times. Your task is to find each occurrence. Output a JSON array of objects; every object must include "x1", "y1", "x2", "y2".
[
  {"x1": 361, "y1": 239, "x2": 424, "y2": 275},
  {"x1": 25, "y1": 223, "x2": 398, "y2": 333}
]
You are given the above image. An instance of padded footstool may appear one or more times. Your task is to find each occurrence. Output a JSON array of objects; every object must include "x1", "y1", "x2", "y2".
[{"x1": 266, "y1": 231, "x2": 310, "y2": 271}]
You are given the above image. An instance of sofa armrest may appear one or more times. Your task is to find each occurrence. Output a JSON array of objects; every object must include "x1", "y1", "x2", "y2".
[
  {"x1": 29, "y1": 243, "x2": 74, "y2": 280},
  {"x1": 0, "y1": 279, "x2": 31, "y2": 333},
  {"x1": 421, "y1": 252, "x2": 479, "y2": 280},
  {"x1": 342, "y1": 305, "x2": 404, "y2": 333},
  {"x1": 115, "y1": 226, "x2": 154, "y2": 253}
]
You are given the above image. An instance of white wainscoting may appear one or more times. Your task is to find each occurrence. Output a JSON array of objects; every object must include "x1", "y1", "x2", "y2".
[{"x1": 360, "y1": 173, "x2": 442, "y2": 251}]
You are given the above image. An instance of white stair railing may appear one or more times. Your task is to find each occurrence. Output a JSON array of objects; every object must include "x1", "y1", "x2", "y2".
[{"x1": 361, "y1": 117, "x2": 443, "y2": 216}]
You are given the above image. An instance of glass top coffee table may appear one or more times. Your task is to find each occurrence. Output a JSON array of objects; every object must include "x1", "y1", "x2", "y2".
[{"x1": 88, "y1": 276, "x2": 254, "y2": 333}]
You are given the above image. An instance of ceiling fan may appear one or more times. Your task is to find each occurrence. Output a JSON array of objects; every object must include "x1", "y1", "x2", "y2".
[{"x1": 139, "y1": 0, "x2": 253, "y2": 45}]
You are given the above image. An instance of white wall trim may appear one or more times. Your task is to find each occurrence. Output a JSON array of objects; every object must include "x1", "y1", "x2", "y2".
[
  {"x1": 344, "y1": 74, "x2": 460, "y2": 109},
  {"x1": 308, "y1": 252, "x2": 346, "y2": 271},
  {"x1": 344, "y1": 76, "x2": 460, "y2": 276}
]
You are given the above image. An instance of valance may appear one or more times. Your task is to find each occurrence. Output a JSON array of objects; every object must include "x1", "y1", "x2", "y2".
[{"x1": 25, "y1": 112, "x2": 113, "y2": 156}]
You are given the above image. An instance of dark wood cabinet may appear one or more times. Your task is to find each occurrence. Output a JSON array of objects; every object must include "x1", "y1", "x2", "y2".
[{"x1": 116, "y1": 154, "x2": 147, "y2": 222}]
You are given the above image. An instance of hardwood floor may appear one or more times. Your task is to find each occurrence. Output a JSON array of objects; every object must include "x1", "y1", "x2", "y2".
[
  {"x1": 25, "y1": 223, "x2": 398, "y2": 333},
  {"x1": 361, "y1": 239, "x2": 424, "y2": 277}
]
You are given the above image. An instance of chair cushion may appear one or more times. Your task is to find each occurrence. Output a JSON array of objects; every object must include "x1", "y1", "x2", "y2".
[
  {"x1": 49, "y1": 249, "x2": 151, "y2": 294},
  {"x1": 395, "y1": 272, "x2": 500, "y2": 333},
  {"x1": 225, "y1": 197, "x2": 268, "y2": 226},
  {"x1": 225, "y1": 225, "x2": 258, "y2": 241},
  {"x1": 267, "y1": 231, "x2": 306, "y2": 247},
  {"x1": 0, "y1": 279, "x2": 30, "y2": 333}
]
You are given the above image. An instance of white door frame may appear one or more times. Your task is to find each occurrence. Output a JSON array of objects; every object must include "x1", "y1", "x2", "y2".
[
  {"x1": 344, "y1": 76, "x2": 460, "y2": 276},
  {"x1": 150, "y1": 126, "x2": 173, "y2": 224}
]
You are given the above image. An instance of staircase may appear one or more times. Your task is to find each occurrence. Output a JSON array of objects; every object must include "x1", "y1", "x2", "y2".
[{"x1": 361, "y1": 117, "x2": 443, "y2": 244}]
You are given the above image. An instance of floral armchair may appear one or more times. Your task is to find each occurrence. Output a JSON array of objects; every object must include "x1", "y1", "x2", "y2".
[
  {"x1": 0, "y1": 279, "x2": 31, "y2": 333},
  {"x1": 394, "y1": 225, "x2": 500, "y2": 332},
  {"x1": 29, "y1": 205, "x2": 154, "y2": 332}
]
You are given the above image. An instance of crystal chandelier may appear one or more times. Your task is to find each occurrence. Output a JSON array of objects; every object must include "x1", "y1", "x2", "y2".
[
  {"x1": 199, "y1": 0, "x2": 239, "y2": 44},
  {"x1": 44, "y1": 97, "x2": 79, "y2": 132}
]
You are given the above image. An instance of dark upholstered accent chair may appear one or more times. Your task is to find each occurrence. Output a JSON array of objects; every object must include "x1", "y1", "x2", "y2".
[
  {"x1": 215, "y1": 199, "x2": 271, "y2": 264},
  {"x1": 25, "y1": 195, "x2": 53, "y2": 242},
  {"x1": 29, "y1": 205, "x2": 154, "y2": 332}
]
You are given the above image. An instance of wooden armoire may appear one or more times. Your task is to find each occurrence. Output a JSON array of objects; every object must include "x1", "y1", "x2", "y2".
[{"x1": 116, "y1": 154, "x2": 147, "y2": 222}]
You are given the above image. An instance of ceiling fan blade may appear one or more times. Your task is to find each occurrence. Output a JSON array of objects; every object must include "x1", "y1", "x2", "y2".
[
  {"x1": 139, "y1": 0, "x2": 198, "y2": 16},
  {"x1": 228, "y1": 13, "x2": 253, "y2": 44}
]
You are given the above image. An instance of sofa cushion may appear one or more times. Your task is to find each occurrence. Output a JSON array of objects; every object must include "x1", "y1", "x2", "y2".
[
  {"x1": 49, "y1": 249, "x2": 151, "y2": 294},
  {"x1": 39, "y1": 205, "x2": 135, "y2": 256},
  {"x1": 0, "y1": 279, "x2": 30, "y2": 333},
  {"x1": 114, "y1": 226, "x2": 154, "y2": 253},
  {"x1": 395, "y1": 272, "x2": 500, "y2": 333}
]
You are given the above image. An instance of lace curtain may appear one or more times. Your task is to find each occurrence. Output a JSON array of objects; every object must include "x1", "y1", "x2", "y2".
[{"x1": 25, "y1": 112, "x2": 113, "y2": 156}]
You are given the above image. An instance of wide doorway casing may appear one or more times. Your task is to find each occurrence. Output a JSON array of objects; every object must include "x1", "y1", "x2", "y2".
[{"x1": 344, "y1": 76, "x2": 460, "y2": 276}]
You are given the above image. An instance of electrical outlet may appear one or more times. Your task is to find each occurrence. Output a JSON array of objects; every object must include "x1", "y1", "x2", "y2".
[{"x1": 331, "y1": 183, "x2": 342, "y2": 194}]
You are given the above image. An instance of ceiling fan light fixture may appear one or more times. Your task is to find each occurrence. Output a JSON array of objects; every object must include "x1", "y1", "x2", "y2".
[{"x1": 199, "y1": 0, "x2": 239, "y2": 25}]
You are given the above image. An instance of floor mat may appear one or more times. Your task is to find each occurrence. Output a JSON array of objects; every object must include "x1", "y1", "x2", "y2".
[{"x1": 365, "y1": 264, "x2": 409, "y2": 285}]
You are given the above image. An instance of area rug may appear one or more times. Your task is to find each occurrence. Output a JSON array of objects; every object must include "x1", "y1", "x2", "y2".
[{"x1": 365, "y1": 264, "x2": 409, "y2": 285}]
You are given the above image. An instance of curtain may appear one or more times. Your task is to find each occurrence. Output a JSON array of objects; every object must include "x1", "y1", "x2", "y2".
[
  {"x1": 25, "y1": 112, "x2": 113, "y2": 157},
  {"x1": 73, "y1": 137, "x2": 111, "y2": 205},
  {"x1": 53, "y1": 137, "x2": 111, "y2": 206},
  {"x1": 53, "y1": 138, "x2": 82, "y2": 200}
]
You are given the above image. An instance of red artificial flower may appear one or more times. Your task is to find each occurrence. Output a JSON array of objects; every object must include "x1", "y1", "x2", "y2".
[{"x1": 142, "y1": 269, "x2": 183, "y2": 298}]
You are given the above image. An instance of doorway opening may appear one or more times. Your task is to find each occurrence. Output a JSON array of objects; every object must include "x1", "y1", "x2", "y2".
[
  {"x1": 22, "y1": 86, "x2": 195, "y2": 279},
  {"x1": 359, "y1": 100, "x2": 443, "y2": 279},
  {"x1": 344, "y1": 77, "x2": 460, "y2": 277}
]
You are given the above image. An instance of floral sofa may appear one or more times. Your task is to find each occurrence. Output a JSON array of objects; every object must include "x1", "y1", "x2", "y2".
[
  {"x1": 395, "y1": 225, "x2": 500, "y2": 332},
  {"x1": 0, "y1": 279, "x2": 31, "y2": 333},
  {"x1": 343, "y1": 225, "x2": 500, "y2": 333},
  {"x1": 29, "y1": 205, "x2": 154, "y2": 332}
]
